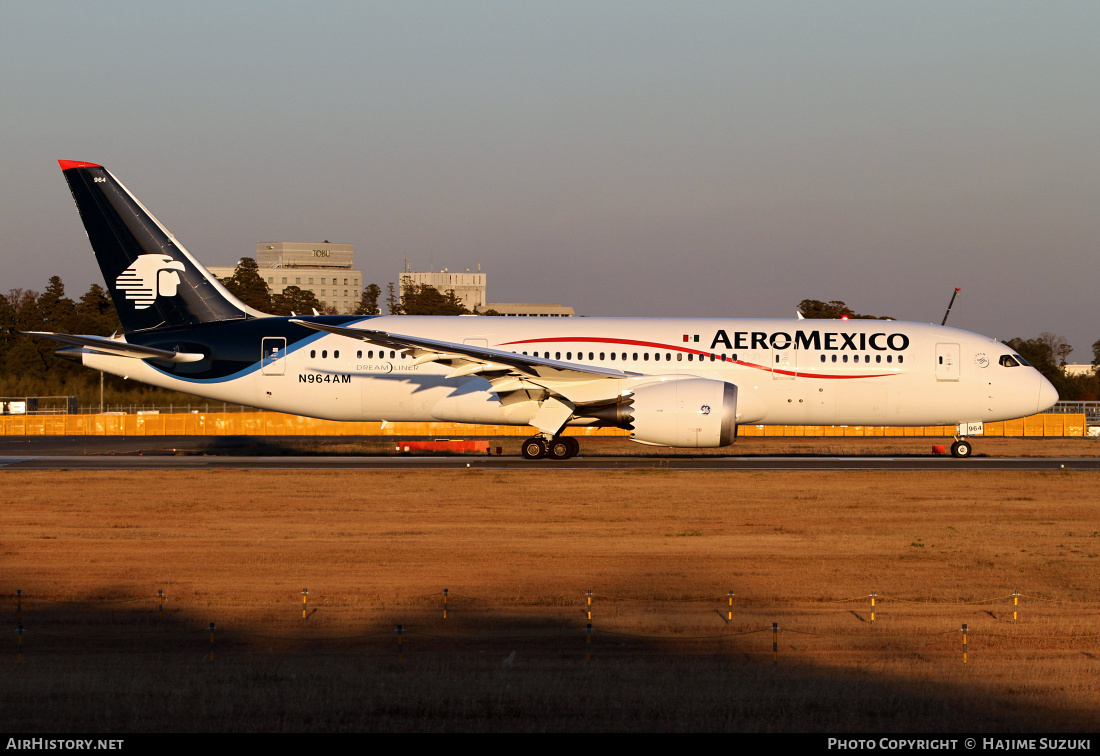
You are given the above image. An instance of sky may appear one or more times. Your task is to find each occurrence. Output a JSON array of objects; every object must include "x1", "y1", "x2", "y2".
[{"x1": 3, "y1": 1, "x2": 1099, "y2": 359}]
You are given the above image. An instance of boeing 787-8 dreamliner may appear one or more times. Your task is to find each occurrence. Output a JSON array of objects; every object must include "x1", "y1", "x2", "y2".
[{"x1": 30, "y1": 161, "x2": 1058, "y2": 459}]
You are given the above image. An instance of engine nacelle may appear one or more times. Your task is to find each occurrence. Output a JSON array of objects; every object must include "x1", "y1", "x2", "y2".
[{"x1": 624, "y1": 378, "x2": 738, "y2": 448}]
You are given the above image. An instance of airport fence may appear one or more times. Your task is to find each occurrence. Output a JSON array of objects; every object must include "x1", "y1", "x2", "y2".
[
  {"x1": 8, "y1": 587, "x2": 1100, "y2": 667},
  {"x1": 0, "y1": 412, "x2": 1090, "y2": 438}
]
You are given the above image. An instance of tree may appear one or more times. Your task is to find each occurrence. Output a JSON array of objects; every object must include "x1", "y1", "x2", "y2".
[
  {"x1": 7, "y1": 288, "x2": 41, "y2": 332},
  {"x1": 269, "y1": 285, "x2": 322, "y2": 316},
  {"x1": 1037, "y1": 332, "x2": 1073, "y2": 366},
  {"x1": 3, "y1": 336, "x2": 47, "y2": 379},
  {"x1": 395, "y1": 282, "x2": 471, "y2": 316},
  {"x1": 1090, "y1": 338, "x2": 1100, "y2": 400},
  {"x1": 38, "y1": 276, "x2": 77, "y2": 333},
  {"x1": 385, "y1": 283, "x2": 400, "y2": 315},
  {"x1": 797, "y1": 299, "x2": 893, "y2": 320},
  {"x1": 220, "y1": 257, "x2": 272, "y2": 312},
  {"x1": 75, "y1": 284, "x2": 121, "y2": 335},
  {"x1": 354, "y1": 283, "x2": 382, "y2": 316}
]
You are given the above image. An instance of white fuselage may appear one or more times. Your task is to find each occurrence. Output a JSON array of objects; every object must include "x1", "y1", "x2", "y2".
[{"x1": 83, "y1": 316, "x2": 1056, "y2": 430}]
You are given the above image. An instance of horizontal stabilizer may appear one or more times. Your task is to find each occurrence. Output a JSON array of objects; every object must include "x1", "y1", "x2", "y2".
[{"x1": 24, "y1": 332, "x2": 205, "y2": 363}]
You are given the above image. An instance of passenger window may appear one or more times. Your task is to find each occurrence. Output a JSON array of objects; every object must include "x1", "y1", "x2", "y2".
[
  {"x1": 831, "y1": 355, "x2": 837, "y2": 363},
  {"x1": 589, "y1": 352, "x2": 594, "y2": 360},
  {"x1": 898, "y1": 356, "x2": 904, "y2": 364},
  {"x1": 677, "y1": 353, "x2": 683, "y2": 361},
  {"x1": 666, "y1": 353, "x2": 671, "y2": 361},
  {"x1": 566, "y1": 352, "x2": 572, "y2": 360},
  {"x1": 688, "y1": 354, "x2": 693, "y2": 361},
  {"x1": 644, "y1": 353, "x2": 649, "y2": 361},
  {"x1": 610, "y1": 353, "x2": 615, "y2": 361},
  {"x1": 876, "y1": 355, "x2": 881, "y2": 363},
  {"x1": 633, "y1": 353, "x2": 639, "y2": 361},
  {"x1": 357, "y1": 350, "x2": 362, "y2": 359},
  {"x1": 322, "y1": 350, "x2": 327, "y2": 358},
  {"x1": 820, "y1": 355, "x2": 826, "y2": 363},
  {"x1": 556, "y1": 352, "x2": 561, "y2": 360},
  {"x1": 887, "y1": 355, "x2": 893, "y2": 363},
  {"x1": 310, "y1": 350, "x2": 316, "y2": 358},
  {"x1": 842, "y1": 355, "x2": 848, "y2": 363}
]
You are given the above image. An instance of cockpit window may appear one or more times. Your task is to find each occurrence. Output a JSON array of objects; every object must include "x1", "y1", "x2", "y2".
[
  {"x1": 1013, "y1": 353, "x2": 1031, "y2": 367},
  {"x1": 999, "y1": 355, "x2": 1020, "y2": 367}
]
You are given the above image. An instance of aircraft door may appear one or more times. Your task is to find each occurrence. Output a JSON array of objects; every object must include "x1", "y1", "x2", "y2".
[
  {"x1": 772, "y1": 347, "x2": 795, "y2": 380},
  {"x1": 936, "y1": 343, "x2": 960, "y2": 382},
  {"x1": 261, "y1": 337, "x2": 287, "y2": 376}
]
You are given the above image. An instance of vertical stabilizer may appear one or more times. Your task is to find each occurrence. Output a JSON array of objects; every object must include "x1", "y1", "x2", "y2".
[{"x1": 59, "y1": 160, "x2": 260, "y2": 332}]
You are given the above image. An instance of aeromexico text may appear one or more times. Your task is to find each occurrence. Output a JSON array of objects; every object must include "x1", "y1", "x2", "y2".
[{"x1": 709, "y1": 330, "x2": 910, "y2": 352}]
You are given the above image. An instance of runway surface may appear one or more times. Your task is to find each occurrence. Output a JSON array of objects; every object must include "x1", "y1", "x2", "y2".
[
  {"x1": 1, "y1": 436, "x2": 1096, "y2": 471},
  {"x1": 0, "y1": 452, "x2": 1095, "y2": 471}
]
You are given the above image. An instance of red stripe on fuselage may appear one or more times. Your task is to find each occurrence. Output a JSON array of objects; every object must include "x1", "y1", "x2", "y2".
[{"x1": 499, "y1": 336, "x2": 899, "y2": 380}]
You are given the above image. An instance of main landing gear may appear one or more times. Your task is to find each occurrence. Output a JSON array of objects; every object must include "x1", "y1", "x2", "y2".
[
  {"x1": 521, "y1": 435, "x2": 580, "y2": 460},
  {"x1": 950, "y1": 438, "x2": 973, "y2": 458}
]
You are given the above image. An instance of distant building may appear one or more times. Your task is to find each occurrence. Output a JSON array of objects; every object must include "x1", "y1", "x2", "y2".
[
  {"x1": 399, "y1": 263, "x2": 575, "y2": 316},
  {"x1": 476, "y1": 303, "x2": 575, "y2": 317},
  {"x1": 210, "y1": 242, "x2": 363, "y2": 313},
  {"x1": 1062, "y1": 364, "x2": 1098, "y2": 377},
  {"x1": 400, "y1": 268, "x2": 487, "y2": 311}
]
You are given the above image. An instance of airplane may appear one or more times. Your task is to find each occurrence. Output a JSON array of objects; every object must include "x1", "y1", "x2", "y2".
[{"x1": 29, "y1": 160, "x2": 1059, "y2": 460}]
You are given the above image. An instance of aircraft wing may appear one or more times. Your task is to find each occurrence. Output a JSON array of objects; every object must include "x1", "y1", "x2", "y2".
[
  {"x1": 290, "y1": 320, "x2": 643, "y2": 435},
  {"x1": 289, "y1": 320, "x2": 636, "y2": 383},
  {"x1": 23, "y1": 332, "x2": 205, "y2": 363}
]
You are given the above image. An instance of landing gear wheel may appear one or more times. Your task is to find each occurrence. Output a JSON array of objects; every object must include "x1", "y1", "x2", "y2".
[
  {"x1": 549, "y1": 438, "x2": 573, "y2": 460},
  {"x1": 564, "y1": 436, "x2": 580, "y2": 458},
  {"x1": 521, "y1": 437, "x2": 548, "y2": 460},
  {"x1": 950, "y1": 439, "x2": 973, "y2": 458}
]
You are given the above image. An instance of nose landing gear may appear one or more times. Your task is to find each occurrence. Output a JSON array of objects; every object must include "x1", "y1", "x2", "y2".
[
  {"x1": 520, "y1": 435, "x2": 579, "y2": 460},
  {"x1": 950, "y1": 438, "x2": 973, "y2": 458}
]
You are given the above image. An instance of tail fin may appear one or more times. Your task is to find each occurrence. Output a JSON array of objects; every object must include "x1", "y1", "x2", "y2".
[{"x1": 58, "y1": 160, "x2": 264, "y2": 332}]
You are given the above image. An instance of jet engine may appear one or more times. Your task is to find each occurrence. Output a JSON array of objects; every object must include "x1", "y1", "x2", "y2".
[{"x1": 580, "y1": 377, "x2": 738, "y2": 448}]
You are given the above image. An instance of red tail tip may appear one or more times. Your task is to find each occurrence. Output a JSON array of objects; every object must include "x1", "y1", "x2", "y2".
[{"x1": 58, "y1": 160, "x2": 102, "y2": 171}]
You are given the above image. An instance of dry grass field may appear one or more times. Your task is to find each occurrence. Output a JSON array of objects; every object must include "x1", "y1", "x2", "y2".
[{"x1": 2, "y1": 467, "x2": 1099, "y2": 732}]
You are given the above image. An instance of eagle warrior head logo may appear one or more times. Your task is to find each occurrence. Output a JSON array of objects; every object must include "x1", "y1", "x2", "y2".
[{"x1": 114, "y1": 255, "x2": 187, "y2": 309}]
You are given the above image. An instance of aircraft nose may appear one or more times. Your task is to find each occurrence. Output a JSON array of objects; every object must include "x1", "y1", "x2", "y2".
[{"x1": 1037, "y1": 373, "x2": 1059, "y2": 413}]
